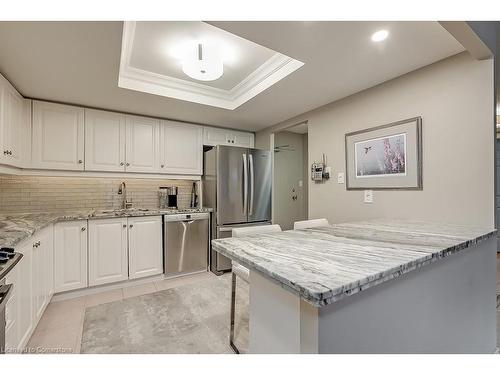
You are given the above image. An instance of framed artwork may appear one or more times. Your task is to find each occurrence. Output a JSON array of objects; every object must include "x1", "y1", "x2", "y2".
[{"x1": 345, "y1": 117, "x2": 422, "y2": 190}]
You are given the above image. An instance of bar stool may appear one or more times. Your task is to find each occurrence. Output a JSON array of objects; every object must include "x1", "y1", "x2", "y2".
[
  {"x1": 229, "y1": 224, "x2": 282, "y2": 353},
  {"x1": 293, "y1": 218, "x2": 329, "y2": 230}
]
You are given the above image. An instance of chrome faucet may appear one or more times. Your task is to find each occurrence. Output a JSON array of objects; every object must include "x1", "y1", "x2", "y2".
[{"x1": 118, "y1": 182, "x2": 132, "y2": 209}]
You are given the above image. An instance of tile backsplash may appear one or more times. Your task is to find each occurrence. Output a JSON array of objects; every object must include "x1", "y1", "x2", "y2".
[{"x1": 0, "y1": 175, "x2": 199, "y2": 214}]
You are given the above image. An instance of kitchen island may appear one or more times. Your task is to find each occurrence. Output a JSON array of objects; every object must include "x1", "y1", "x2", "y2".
[{"x1": 211, "y1": 220, "x2": 498, "y2": 354}]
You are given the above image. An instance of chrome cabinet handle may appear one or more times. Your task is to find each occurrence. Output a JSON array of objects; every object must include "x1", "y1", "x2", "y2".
[
  {"x1": 123, "y1": 224, "x2": 127, "y2": 228},
  {"x1": 120, "y1": 162, "x2": 124, "y2": 166},
  {"x1": 129, "y1": 224, "x2": 133, "y2": 228},
  {"x1": 8, "y1": 150, "x2": 12, "y2": 155},
  {"x1": 126, "y1": 163, "x2": 130, "y2": 166},
  {"x1": 78, "y1": 159, "x2": 83, "y2": 164},
  {"x1": 81, "y1": 227, "x2": 86, "y2": 231},
  {"x1": 161, "y1": 164, "x2": 164, "y2": 168}
]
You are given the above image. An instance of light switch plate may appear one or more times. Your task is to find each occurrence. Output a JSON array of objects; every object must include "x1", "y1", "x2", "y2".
[
  {"x1": 364, "y1": 190, "x2": 373, "y2": 203},
  {"x1": 337, "y1": 172, "x2": 345, "y2": 184}
]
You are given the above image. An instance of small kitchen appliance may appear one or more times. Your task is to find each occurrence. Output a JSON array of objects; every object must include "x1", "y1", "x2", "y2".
[{"x1": 159, "y1": 186, "x2": 178, "y2": 209}]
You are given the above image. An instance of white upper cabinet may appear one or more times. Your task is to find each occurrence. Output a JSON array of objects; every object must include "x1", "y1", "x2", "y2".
[
  {"x1": 32, "y1": 101, "x2": 85, "y2": 170},
  {"x1": 125, "y1": 115, "x2": 160, "y2": 173},
  {"x1": 88, "y1": 217, "x2": 129, "y2": 286},
  {"x1": 128, "y1": 216, "x2": 163, "y2": 279},
  {"x1": 85, "y1": 109, "x2": 126, "y2": 172},
  {"x1": 231, "y1": 130, "x2": 255, "y2": 148},
  {"x1": 203, "y1": 126, "x2": 254, "y2": 148},
  {"x1": 54, "y1": 220, "x2": 88, "y2": 293},
  {"x1": 160, "y1": 120, "x2": 202, "y2": 175},
  {"x1": 0, "y1": 76, "x2": 28, "y2": 168}
]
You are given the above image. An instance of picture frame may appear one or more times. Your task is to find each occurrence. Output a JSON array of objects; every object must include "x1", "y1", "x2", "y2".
[{"x1": 345, "y1": 117, "x2": 422, "y2": 190}]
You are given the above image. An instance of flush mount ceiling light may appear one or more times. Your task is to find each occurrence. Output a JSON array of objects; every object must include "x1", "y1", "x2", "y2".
[
  {"x1": 371, "y1": 29, "x2": 389, "y2": 42},
  {"x1": 181, "y1": 43, "x2": 224, "y2": 81}
]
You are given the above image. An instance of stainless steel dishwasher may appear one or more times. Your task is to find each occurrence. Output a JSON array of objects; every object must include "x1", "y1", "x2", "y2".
[{"x1": 164, "y1": 212, "x2": 209, "y2": 276}]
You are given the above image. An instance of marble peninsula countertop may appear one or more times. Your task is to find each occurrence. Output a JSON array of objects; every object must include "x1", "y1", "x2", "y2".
[
  {"x1": 211, "y1": 220, "x2": 496, "y2": 307},
  {"x1": 0, "y1": 207, "x2": 212, "y2": 249}
]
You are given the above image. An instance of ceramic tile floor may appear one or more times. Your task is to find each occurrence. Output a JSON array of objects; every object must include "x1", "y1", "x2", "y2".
[{"x1": 27, "y1": 272, "x2": 218, "y2": 354}]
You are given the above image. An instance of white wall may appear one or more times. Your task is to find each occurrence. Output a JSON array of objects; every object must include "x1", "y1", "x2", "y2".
[{"x1": 257, "y1": 52, "x2": 495, "y2": 228}]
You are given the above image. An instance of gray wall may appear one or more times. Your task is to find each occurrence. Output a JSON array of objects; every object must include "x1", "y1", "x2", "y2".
[{"x1": 257, "y1": 52, "x2": 495, "y2": 228}]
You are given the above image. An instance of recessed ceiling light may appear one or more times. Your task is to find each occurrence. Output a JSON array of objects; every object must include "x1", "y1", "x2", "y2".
[{"x1": 371, "y1": 30, "x2": 389, "y2": 42}]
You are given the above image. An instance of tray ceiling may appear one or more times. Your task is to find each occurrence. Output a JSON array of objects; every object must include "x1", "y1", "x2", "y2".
[{"x1": 119, "y1": 21, "x2": 304, "y2": 109}]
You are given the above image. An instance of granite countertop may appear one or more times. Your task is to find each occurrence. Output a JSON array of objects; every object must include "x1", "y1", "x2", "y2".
[
  {"x1": 0, "y1": 207, "x2": 213, "y2": 249},
  {"x1": 211, "y1": 219, "x2": 496, "y2": 307}
]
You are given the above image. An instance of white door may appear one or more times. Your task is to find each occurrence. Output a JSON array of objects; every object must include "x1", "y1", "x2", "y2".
[
  {"x1": 85, "y1": 109, "x2": 126, "y2": 172},
  {"x1": 54, "y1": 220, "x2": 88, "y2": 293},
  {"x1": 128, "y1": 216, "x2": 163, "y2": 279},
  {"x1": 160, "y1": 121, "x2": 202, "y2": 175},
  {"x1": 125, "y1": 115, "x2": 159, "y2": 173},
  {"x1": 232, "y1": 130, "x2": 255, "y2": 148},
  {"x1": 89, "y1": 218, "x2": 128, "y2": 286},
  {"x1": 203, "y1": 127, "x2": 228, "y2": 146},
  {"x1": 16, "y1": 240, "x2": 33, "y2": 350},
  {"x1": 32, "y1": 101, "x2": 85, "y2": 170}
]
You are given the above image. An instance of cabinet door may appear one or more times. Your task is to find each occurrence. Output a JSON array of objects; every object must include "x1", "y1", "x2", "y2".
[
  {"x1": 32, "y1": 101, "x2": 85, "y2": 170},
  {"x1": 89, "y1": 218, "x2": 128, "y2": 286},
  {"x1": 232, "y1": 130, "x2": 255, "y2": 148},
  {"x1": 0, "y1": 83, "x2": 6, "y2": 164},
  {"x1": 2, "y1": 87, "x2": 23, "y2": 167},
  {"x1": 31, "y1": 233, "x2": 45, "y2": 323},
  {"x1": 160, "y1": 121, "x2": 202, "y2": 175},
  {"x1": 5, "y1": 262, "x2": 19, "y2": 350},
  {"x1": 16, "y1": 241, "x2": 33, "y2": 349},
  {"x1": 85, "y1": 109, "x2": 126, "y2": 172},
  {"x1": 44, "y1": 225, "x2": 54, "y2": 302},
  {"x1": 125, "y1": 115, "x2": 160, "y2": 173},
  {"x1": 0, "y1": 81, "x2": 24, "y2": 167},
  {"x1": 203, "y1": 127, "x2": 227, "y2": 146},
  {"x1": 54, "y1": 220, "x2": 88, "y2": 293},
  {"x1": 128, "y1": 216, "x2": 163, "y2": 279}
]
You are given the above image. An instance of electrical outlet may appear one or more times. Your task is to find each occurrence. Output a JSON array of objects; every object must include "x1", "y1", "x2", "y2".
[
  {"x1": 364, "y1": 190, "x2": 373, "y2": 203},
  {"x1": 337, "y1": 172, "x2": 344, "y2": 184}
]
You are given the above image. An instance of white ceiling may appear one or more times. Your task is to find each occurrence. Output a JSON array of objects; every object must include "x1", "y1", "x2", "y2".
[{"x1": 0, "y1": 21, "x2": 464, "y2": 131}]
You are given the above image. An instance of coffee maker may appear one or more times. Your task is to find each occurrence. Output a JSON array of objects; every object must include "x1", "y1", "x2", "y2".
[{"x1": 159, "y1": 186, "x2": 178, "y2": 209}]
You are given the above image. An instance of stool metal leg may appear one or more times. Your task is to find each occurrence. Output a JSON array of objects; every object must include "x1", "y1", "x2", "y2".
[{"x1": 229, "y1": 272, "x2": 240, "y2": 354}]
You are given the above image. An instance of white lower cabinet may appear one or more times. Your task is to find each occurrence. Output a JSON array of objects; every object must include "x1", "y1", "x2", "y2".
[
  {"x1": 5, "y1": 240, "x2": 33, "y2": 351},
  {"x1": 128, "y1": 216, "x2": 163, "y2": 279},
  {"x1": 88, "y1": 216, "x2": 163, "y2": 285},
  {"x1": 32, "y1": 226, "x2": 54, "y2": 324},
  {"x1": 88, "y1": 217, "x2": 129, "y2": 286},
  {"x1": 54, "y1": 220, "x2": 88, "y2": 293},
  {"x1": 5, "y1": 225, "x2": 53, "y2": 351}
]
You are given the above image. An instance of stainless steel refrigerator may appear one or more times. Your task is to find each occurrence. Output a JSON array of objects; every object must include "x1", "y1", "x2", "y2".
[{"x1": 203, "y1": 145, "x2": 272, "y2": 274}]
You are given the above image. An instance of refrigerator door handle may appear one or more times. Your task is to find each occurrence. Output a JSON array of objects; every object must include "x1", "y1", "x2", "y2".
[
  {"x1": 242, "y1": 153, "x2": 248, "y2": 216},
  {"x1": 249, "y1": 153, "x2": 254, "y2": 216}
]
